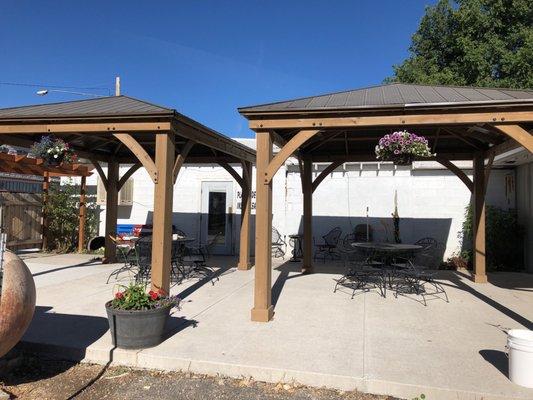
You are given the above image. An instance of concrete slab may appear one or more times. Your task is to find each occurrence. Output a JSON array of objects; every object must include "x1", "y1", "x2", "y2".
[{"x1": 17, "y1": 254, "x2": 533, "y2": 400}]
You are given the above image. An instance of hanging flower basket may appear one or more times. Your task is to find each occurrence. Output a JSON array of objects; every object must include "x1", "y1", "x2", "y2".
[
  {"x1": 375, "y1": 130, "x2": 434, "y2": 166},
  {"x1": 30, "y1": 135, "x2": 77, "y2": 166}
]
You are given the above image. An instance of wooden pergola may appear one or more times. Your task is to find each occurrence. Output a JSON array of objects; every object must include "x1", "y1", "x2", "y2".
[
  {"x1": 0, "y1": 152, "x2": 93, "y2": 251},
  {"x1": 0, "y1": 96, "x2": 256, "y2": 293},
  {"x1": 239, "y1": 83, "x2": 533, "y2": 322}
]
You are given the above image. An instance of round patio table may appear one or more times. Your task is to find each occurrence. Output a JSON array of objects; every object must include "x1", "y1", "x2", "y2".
[{"x1": 351, "y1": 242, "x2": 423, "y2": 267}]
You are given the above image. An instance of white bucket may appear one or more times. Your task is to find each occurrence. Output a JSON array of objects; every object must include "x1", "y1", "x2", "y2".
[{"x1": 507, "y1": 329, "x2": 533, "y2": 388}]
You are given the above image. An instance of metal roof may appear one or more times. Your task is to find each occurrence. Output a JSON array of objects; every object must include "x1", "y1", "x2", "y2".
[
  {"x1": 0, "y1": 96, "x2": 256, "y2": 163},
  {"x1": 0, "y1": 95, "x2": 173, "y2": 119},
  {"x1": 239, "y1": 83, "x2": 533, "y2": 113}
]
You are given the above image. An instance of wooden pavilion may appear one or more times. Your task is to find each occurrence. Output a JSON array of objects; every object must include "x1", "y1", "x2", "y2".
[
  {"x1": 0, "y1": 96, "x2": 256, "y2": 294},
  {"x1": 239, "y1": 83, "x2": 533, "y2": 322}
]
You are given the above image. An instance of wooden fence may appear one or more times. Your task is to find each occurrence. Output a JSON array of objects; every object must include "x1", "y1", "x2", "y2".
[{"x1": 0, "y1": 193, "x2": 43, "y2": 251}]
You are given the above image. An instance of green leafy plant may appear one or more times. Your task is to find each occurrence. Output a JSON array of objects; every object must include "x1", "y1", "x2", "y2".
[
  {"x1": 45, "y1": 179, "x2": 99, "y2": 252},
  {"x1": 462, "y1": 205, "x2": 524, "y2": 271},
  {"x1": 110, "y1": 283, "x2": 181, "y2": 311}
]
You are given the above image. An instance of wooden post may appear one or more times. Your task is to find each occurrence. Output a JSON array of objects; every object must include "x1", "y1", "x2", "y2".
[
  {"x1": 238, "y1": 161, "x2": 252, "y2": 270},
  {"x1": 41, "y1": 172, "x2": 49, "y2": 251},
  {"x1": 78, "y1": 175, "x2": 87, "y2": 253},
  {"x1": 104, "y1": 161, "x2": 119, "y2": 263},
  {"x1": 151, "y1": 133, "x2": 174, "y2": 294},
  {"x1": 302, "y1": 155, "x2": 313, "y2": 273},
  {"x1": 473, "y1": 152, "x2": 487, "y2": 283},
  {"x1": 251, "y1": 132, "x2": 274, "y2": 322}
]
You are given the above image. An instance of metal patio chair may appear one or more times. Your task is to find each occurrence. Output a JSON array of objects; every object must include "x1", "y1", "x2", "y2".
[
  {"x1": 272, "y1": 227, "x2": 287, "y2": 259},
  {"x1": 132, "y1": 236, "x2": 153, "y2": 283},
  {"x1": 106, "y1": 235, "x2": 138, "y2": 284},
  {"x1": 334, "y1": 240, "x2": 386, "y2": 298},
  {"x1": 314, "y1": 227, "x2": 342, "y2": 262}
]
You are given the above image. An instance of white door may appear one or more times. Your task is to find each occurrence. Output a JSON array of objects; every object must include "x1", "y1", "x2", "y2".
[{"x1": 200, "y1": 181, "x2": 234, "y2": 255}]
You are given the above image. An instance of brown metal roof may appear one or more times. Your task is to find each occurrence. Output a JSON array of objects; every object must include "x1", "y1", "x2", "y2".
[
  {"x1": 239, "y1": 83, "x2": 533, "y2": 114},
  {"x1": 0, "y1": 96, "x2": 173, "y2": 119},
  {"x1": 0, "y1": 96, "x2": 255, "y2": 164}
]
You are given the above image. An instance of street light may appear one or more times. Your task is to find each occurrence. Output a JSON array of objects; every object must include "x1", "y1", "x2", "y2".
[{"x1": 36, "y1": 89, "x2": 106, "y2": 98}]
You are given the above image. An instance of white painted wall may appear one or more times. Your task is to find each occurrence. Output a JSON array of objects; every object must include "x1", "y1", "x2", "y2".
[{"x1": 75, "y1": 139, "x2": 523, "y2": 265}]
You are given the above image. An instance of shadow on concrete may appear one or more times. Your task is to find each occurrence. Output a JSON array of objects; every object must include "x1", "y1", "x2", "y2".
[
  {"x1": 488, "y1": 272, "x2": 533, "y2": 291},
  {"x1": 480, "y1": 349, "x2": 508, "y2": 378},
  {"x1": 31, "y1": 259, "x2": 102, "y2": 277},
  {"x1": 444, "y1": 272, "x2": 533, "y2": 330},
  {"x1": 175, "y1": 265, "x2": 235, "y2": 301}
]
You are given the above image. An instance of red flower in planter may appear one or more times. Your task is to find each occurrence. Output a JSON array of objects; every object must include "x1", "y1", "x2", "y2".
[
  {"x1": 115, "y1": 292, "x2": 124, "y2": 300},
  {"x1": 149, "y1": 290, "x2": 159, "y2": 301}
]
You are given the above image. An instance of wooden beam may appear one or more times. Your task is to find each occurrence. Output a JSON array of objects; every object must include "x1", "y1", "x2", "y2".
[
  {"x1": 90, "y1": 159, "x2": 108, "y2": 189},
  {"x1": 492, "y1": 124, "x2": 533, "y2": 153},
  {"x1": 264, "y1": 130, "x2": 319, "y2": 184},
  {"x1": 104, "y1": 161, "x2": 119, "y2": 263},
  {"x1": 302, "y1": 155, "x2": 313, "y2": 274},
  {"x1": 150, "y1": 133, "x2": 175, "y2": 294},
  {"x1": 311, "y1": 160, "x2": 344, "y2": 193},
  {"x1": 311, "y1": 152, "x2": 474, "y2": 162},
  {"x1": 113, "y1": 133, "x2": 158, "y2": 183},
  {"x1": 434, "y1": 157, "x2": 473, "y2": 193},
  {"x1": 219, "y1": 161, "x2": 245, "y2": 188},
  {"x1": 172, "y1": 121, "x2": 255, "y2": 163},
  {"x1": 251, "y1": 131, "x2": 274, "y2": 322},
  {"x1": 118, "y1": 163, "x2": 141, "y2": 191},
  {"x1": 0, "y1": 121, "x2": 172, "y2": 134},
  {"x1": 172, "y1": 139, "x2": 194, "y2": 183},
  {"x1": 78, "y1": 175, "x2": 87, "y2": 253},
  {"x1": 472, "y1": 152, "x2": 487, "y2": 283},
  {"x1": 249, "y1": 111, "x2": 533, "y2": 130},
  {"x1": 41, "y1": 172, "x2": 50, "y2": 251},
  {"x1": 486, "y1": 139, "x2": 522, "y2": 159},
  {"x1": 238, "y1": 161, "x2": 253, "y2": 271}
]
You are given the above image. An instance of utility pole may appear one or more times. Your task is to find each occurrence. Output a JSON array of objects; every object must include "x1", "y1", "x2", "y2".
[{"x1": 115, "y1": 76, "x2": 121, "y2": 96}]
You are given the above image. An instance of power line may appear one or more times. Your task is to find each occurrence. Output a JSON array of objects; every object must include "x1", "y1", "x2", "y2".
[{"x1": 0, "y1": 81, "x2": 111, "y2": 93}]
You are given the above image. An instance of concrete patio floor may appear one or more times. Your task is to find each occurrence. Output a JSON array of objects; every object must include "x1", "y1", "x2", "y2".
[{"x1": 17, "y1": 253, "x2": 533, "y2": 400}]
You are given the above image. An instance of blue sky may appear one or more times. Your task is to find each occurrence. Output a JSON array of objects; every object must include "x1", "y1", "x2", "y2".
[{"x1": 0, "y1": 1, "x2": 434, "y2": 138}]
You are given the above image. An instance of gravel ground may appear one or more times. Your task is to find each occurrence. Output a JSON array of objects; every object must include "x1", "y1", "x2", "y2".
[{"x1": 0, "y1": 352, "x2": 400, "y2": 400}]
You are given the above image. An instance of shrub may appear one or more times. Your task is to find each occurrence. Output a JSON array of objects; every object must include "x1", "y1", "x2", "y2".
[
  {"x1": 45, "y1": 179, "x2": 99, "y2": 252},
  {"x1": 462, "y1": 205, "x2": 524, "y2": 271}
]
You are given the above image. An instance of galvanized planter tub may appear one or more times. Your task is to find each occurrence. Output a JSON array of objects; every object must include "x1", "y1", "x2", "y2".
[{"x1": 105, "y1": 302, "x2": 171, "y2": 349}]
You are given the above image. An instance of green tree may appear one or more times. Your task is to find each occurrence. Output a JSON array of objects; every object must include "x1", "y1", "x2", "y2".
[
  {"x1": 389, "y1": 0, "x2": 533, "y2": 88},
  {"x1": 45, "y1": 179, "x2": 99, "y2": 252}
]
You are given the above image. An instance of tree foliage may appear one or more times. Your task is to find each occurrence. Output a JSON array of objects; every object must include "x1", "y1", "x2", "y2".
[
  {"x1": 45, "y1": 179, "x2": 99, "y2": 252},
  {"x1": 389, "y1": 0, "x2": 533, "y2": 88}
]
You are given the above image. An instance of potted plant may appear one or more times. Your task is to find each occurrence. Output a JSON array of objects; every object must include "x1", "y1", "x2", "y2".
[
  {"x1": 30, "y1": 135, "x2": 77, "y2": 166},
  {"x1": 375, "y1": 130, "x2": 434, "y2": 165},
  {"x1": 106, "y1": 283, "x2": 180, "y2": 349}
]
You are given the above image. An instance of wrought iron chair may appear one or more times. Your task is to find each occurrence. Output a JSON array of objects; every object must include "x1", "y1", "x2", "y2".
[
  {"x1": 271, "y1": 227, "x2": 286, "y2": 259},
  {"x1": 132, "y1": 236, "x2": 153, "y2": 283},
  {"x1": 106, "y1": 235, "x2": 138, "y2": 284},
  {"x1": 313, "y1": 227, "x2": 342, "y2": 262},
  {"x1": 174, "y1": 234, "x2": 220, "y2": 284},
  {"x1": 393, "y1": 238, "x2": 449, "y2": 305},
  {"x1": 334, "y1": 239, "x2": 386, "y2": 298}
]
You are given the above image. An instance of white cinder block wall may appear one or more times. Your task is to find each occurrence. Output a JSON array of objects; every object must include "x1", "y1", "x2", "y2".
[{"x1": 76, "y1": 139, "x2": 526, "y2": 266}]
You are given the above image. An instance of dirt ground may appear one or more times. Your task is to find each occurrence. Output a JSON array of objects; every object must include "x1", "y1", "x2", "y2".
[{"x1": 0, "y1": 352, "x2": 400, "y2": 400}]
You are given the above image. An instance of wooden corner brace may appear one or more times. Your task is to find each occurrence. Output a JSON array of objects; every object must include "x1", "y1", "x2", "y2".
[{"x1": 113, "y1": 133, "x2": 158, "y2": 184}]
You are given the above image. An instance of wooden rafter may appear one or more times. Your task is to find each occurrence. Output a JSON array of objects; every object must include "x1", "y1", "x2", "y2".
[
  {"x1": 172, "y1": 139, "x2": 195, "y2": 183},
  {"x1": 219, "y1": 161, "x2": 244, "y2": 188},
  {"x1": 311, "y1": 160, "x2": 344, "y2": 193},
  {"x1": 492, "y1": 124, "x2": 533, "y2": 153},
  {"x1": 118, "y1": 163, "x2": 141, "y2": 191},
  {"x1": 113, "y1": 133, "x2": 158, "y2": 183},
  {"x1": 264, "y1": 129, "x2": 319, "y2": 184}
]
